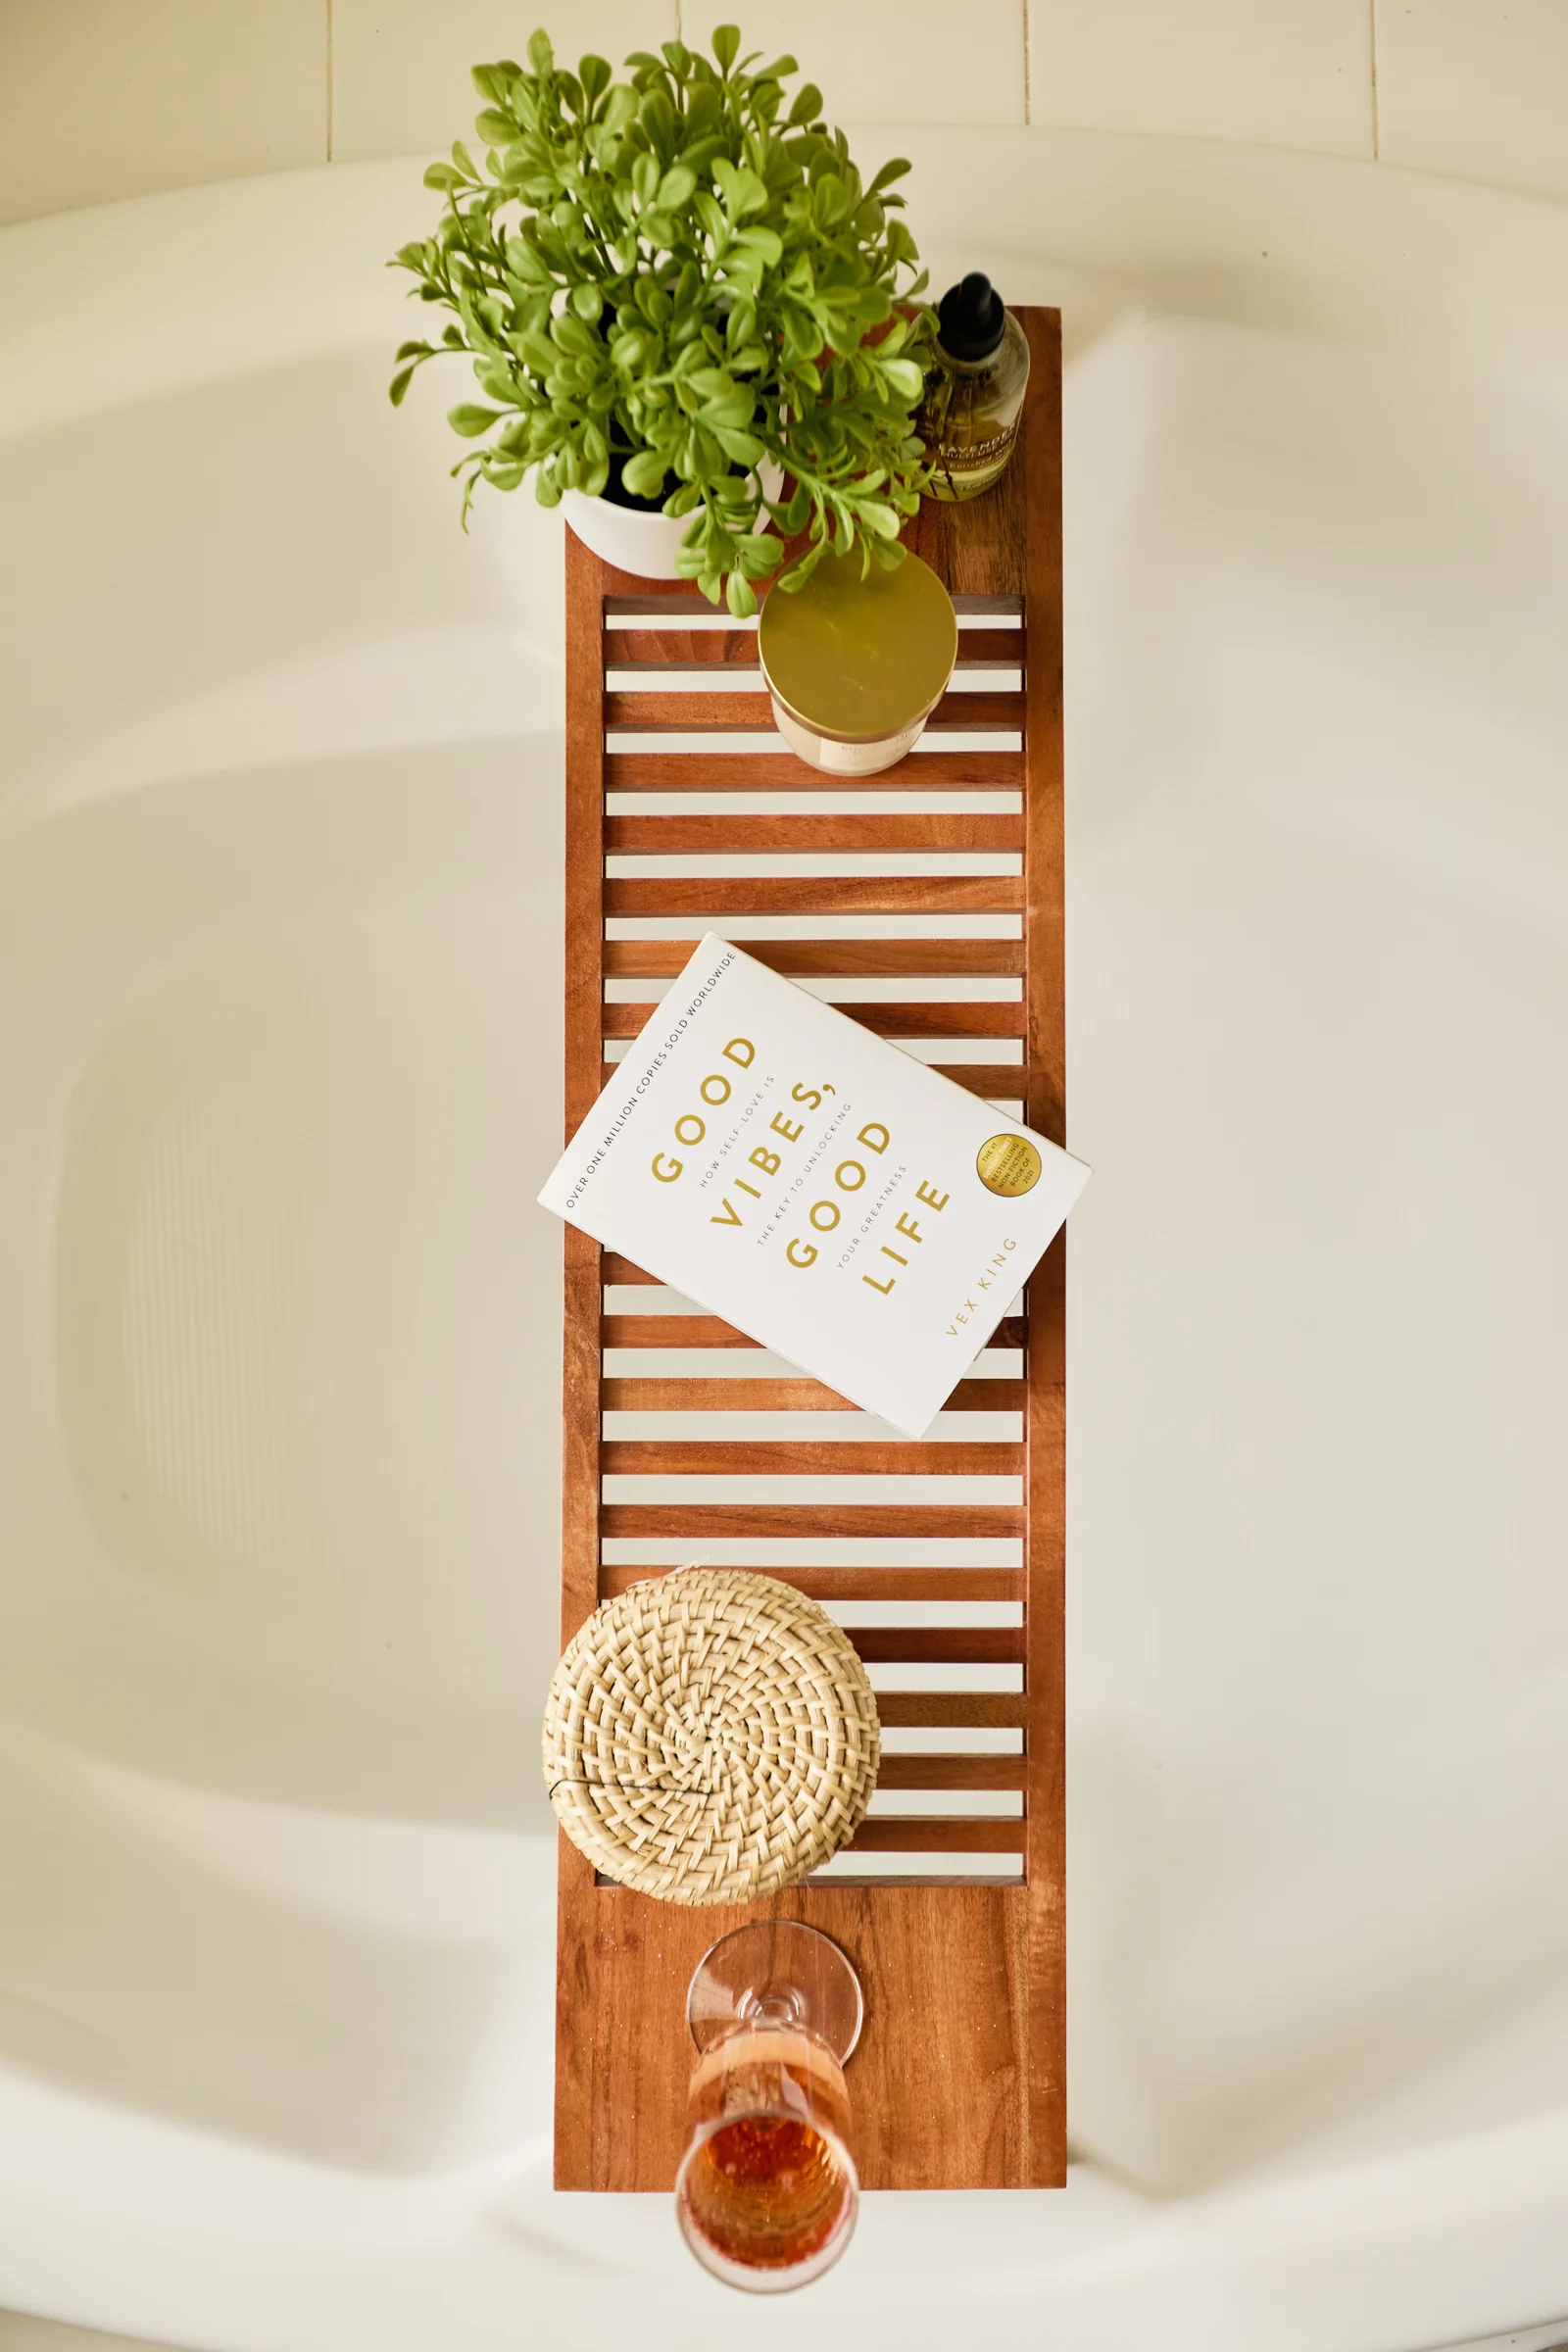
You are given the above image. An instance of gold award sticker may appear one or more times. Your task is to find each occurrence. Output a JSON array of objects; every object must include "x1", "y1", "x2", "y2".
[{"x1": 976, "y1": 1133, "x2": 1042, "y2": 1198}]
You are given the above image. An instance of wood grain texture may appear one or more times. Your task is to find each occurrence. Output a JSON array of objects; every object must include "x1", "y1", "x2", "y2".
[
  {"x1": 606, "y1": 627, "x2": 1021, "y2": 669},
  {"x1": 1021, "y1": 309, "x2": 1068, "y2": 2188},
  {"x1": 555, "y1": 312, "x2": 1066, "y2": 2194},
  {"x1": 598, "y1": 1562, "x2": 1026, "y2": 1601},
  {"x1": 845, "y1": 1818, "x2": 1024, "y2": 1853},
  {"x1": 565, "y1": 1886, "x2": 1027, "y2": 2190},
  {"x1": 603, "y1": 813, "x2": 1023, "y2": 854},
  {"x1": 598, "y1": 1059, "x2": 1037, "y2": 1102},
  {"x1": 599, "y1": 1503, "x2": 1025, "y2": 1539},
  {"x1": 603, "y1": 1312, "x2": 1028, "y2": 1352},
  {"x1": 604, "y1": 687, "x2": 1023, "y2": 732},
  {"x1": 599, "y1": 1441, "x2": 1022, "y2": 1475},
  {"x1": 555, "y1": 528, "x2": 609, "y2": 2180},
  {"x1": 600, "y1": 1376, "x2": 1024, "y2": 1412},
  {"x1": 606, "y1": 750, "x2": 1025, "y2": 790},
  {"x1": 603, "y1": 937, "x2": 1027, "y2": 977},
  {"x1": 601, "y1": 1000, "x2": 1027, "y2": 1038},
  {"x1": 873, "y1": 1753, "x2": 1027, "y2": 1789},
  {"x1": 603, "y1": 875, "x2": 1024, "y2": 915}
]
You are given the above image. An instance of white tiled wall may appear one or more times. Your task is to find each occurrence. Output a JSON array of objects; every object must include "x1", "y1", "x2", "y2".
[
  {"x1": 332, "y1": 0, "x2": 676, "y2": 164},
  {"x1": 0, "y1": 0, "x2": 326, "y2": 225},
  {"x1": 1376, "y1": 0, "x2": 1568, "y2": 201},
  {"x1": 0, "y1": 4, "x2": 1566, "y2": 229},
  {"x1": 1029, "y1": 0, "x2": 1374, "y2": 158}
]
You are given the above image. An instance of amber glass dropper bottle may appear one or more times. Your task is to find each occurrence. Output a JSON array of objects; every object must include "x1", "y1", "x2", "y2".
[{"x1": 917, "y1": 272, "x2": 1031, "y2": 502}]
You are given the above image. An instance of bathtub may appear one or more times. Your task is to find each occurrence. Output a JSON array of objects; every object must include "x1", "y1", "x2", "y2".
[{"x1": 0, "y1": 130, "x2": 1566, "y2": 2352}]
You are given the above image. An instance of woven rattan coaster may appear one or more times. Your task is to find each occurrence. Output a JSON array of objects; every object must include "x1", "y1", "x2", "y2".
[{"x1": 543, "y1": 1568, "x2": 881, "y2": 1904}]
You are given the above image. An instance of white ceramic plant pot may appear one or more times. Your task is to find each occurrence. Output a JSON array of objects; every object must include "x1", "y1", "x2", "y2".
[
  {"x1": 560, "y1": 486, "x2": 690, "y2": 577},
  {"x1": 561, "y1": 462, "x2": 783, "y2": 579}
]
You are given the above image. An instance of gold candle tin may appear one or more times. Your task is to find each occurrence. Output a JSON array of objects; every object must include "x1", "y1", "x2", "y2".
[{"x1": 758, "y1": 547, "x2": 957, "y2": 776}]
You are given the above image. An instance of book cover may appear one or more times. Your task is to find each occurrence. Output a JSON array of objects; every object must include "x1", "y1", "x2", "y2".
[{"x1": 537, "y1": 936, "x2": 1090, "y2": 1437}]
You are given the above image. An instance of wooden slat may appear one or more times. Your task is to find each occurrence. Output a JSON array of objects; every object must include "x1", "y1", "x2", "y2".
[
  {"x1": 605, "y1": 750, "x2": 1026, "y2": 790},
  {"x1": 597, "y1": 1563, "x2": 1024, "y2": 1601},
  {"x1": 875, "y1": 1693, "x2": 1027, "y2": 1728},
  {"x1": 600, "y1": 1441, "x2": 1022, "y2": 1475},
  {"x1": 603, "y1": 813, "x2": 1022, "y2": 855},
  {"x1": 603, "y1": 1314, "x2": 760, "y2": 1348},
  {"x1": 601, "y1": 1503, "x2": 1024, "y2": 1539},
  {"x1": 601, "y1": 1001, "x2": 1026, "y2": 1039},
  {"x1": 600, "y1": 1377, "x2": 1023, "y2": 1412},
  {"x1": 603, "y1": 1314, "x2": 1028, "y2": 1352},
  {"x1": 847, "y1": 1628, "x2": 1025, "y2": 1664},
  {"x1": 845, "y1": 1818, "x2": 1025, "y2": 1853},
  {"x1": 602, "y1": 937, "x2": 1027, "y2": 978},
  {"x1": 872, "y1": 1753, "x2": 1027, "y2": 1790},
  {"x1": 607, "y1": 633, "x2": 760, "y2": 668},
  {"x1": 605, "y1": 687, "x2": 1023, "y2": 732},
  {"x1": 606, "y1": 627, "x2": 1022, "y2": 669},
  {"x1": 604, "y1": 876, "x2": 1023, "y2": 915},
  {"x1": 929, "y1": 1062, "x2": 1035, "y2": 1097},
  {"x1": 597, "y1": 1066, "x2": 1037, "y2": 1106},
  {"x1": 601, "y1": 1254, "x2": 664, "y2": 1285},
  {"x1": 603, "y1": 591, "x2": 1023, "y2": 617},
  {"x1": 600, "y1": 1057, "x2": 1036, "y2": 1096},
  {"x1": 806, "y1": 1873, "x2": 1024, "y2": 1889}
]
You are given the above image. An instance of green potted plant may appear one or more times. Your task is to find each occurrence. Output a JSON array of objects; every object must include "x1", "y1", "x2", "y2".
[{"x1": 389, "y1": 24, "x2": 931, "y2": 614}]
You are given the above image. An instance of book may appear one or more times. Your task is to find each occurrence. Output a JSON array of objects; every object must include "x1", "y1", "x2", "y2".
[{"x1": 537, "y1": 935, "x2": 1090, "y2": 1437}]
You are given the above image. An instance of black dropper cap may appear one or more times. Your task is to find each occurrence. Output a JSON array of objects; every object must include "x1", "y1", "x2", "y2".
[{"x1": 936, "y1": 271, "x2": 1006, "y2": 363}]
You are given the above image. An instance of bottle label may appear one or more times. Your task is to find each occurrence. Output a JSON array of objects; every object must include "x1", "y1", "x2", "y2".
[{"x1": 932, "y1": 421, "x2": 1018, "y2": 472}]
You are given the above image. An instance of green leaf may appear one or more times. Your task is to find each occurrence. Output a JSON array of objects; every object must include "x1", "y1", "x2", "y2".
[
  {"x1": 858, "y1": 500, "x2": 901, "y2": 539},
  {"x1": 448, "y1": 403, "x2": 505, "y2": 436},
  {"x1": 389, "y1": 366, "x2": 416, "y2": 406},
  {"x1": 569, "y1": 281, "x2": 604, "y2": 321},
  {"x1": 736, "y1": 534, "x2": 784, "y2": 576},
  {"x1": 639, "y1": 87, "x2": 677, "y2": 159},
  {"x1": 881, "y1": 357, "x2": 924, "y2": 404},
  {"x1": 657, "y1": 163, "x2": 697, "y2": 211},
  {"x1": 474, "y1": 108, "x2": 514, "y2": 144},
  {"x1": 422, "y1": 162, "x2": 464, "y2": 191},
  {"x1": 711, "y1": 427, "x2": 764, "y2": 466},
  {"x1": 622, "y1": 450, "x2": 668, "y2": 498},
  {"x1": 578, "y1": 52, "x2": 611, "y2": 106},
  {"x1": 526, "y1": 28, "x2": 554, "y2": 73},
  {"x1": 725, "y1": 571, "x2": 758, "y2": 618},
  {"x1": 734, "y1": 224, "x2": 782, "y2": 267},
  {"x1": 711, "y1": 24, "x2": 741, "y2": 72}
]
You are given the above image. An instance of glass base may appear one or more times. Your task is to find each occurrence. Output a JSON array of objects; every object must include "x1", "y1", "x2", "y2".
[{"x1": 687, "y1": 1922, "x2": 863, "y2": 2064}]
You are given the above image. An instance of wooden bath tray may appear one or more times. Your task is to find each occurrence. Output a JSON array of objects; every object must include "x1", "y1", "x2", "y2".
[{"x1": 556, "y1": 308, "x2": 1065, "y2": 2190}]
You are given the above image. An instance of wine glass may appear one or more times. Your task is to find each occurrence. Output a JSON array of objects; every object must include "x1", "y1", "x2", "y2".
[{"x1": 675, "y1": 1920, "x2": 862, "y2": 2292}]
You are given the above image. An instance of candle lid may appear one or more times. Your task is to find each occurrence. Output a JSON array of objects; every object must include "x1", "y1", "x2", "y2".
[{"x1": 759, "y1": 547, "x2": 957, "y2": 742}]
